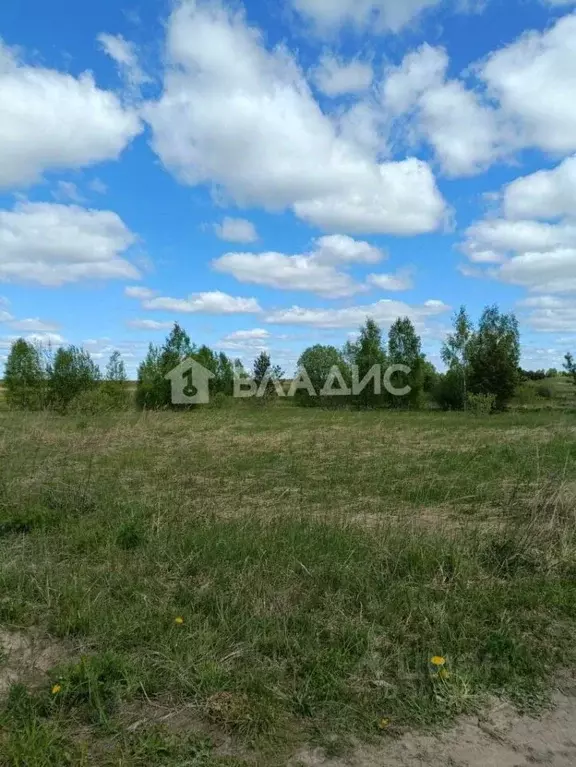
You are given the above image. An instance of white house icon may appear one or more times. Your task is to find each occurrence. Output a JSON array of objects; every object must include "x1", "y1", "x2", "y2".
[{"x1": 165, "y1": 358, "x2": 215, "y2": 405}]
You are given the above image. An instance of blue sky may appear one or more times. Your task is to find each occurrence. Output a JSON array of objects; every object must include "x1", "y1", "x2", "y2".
[{"x1": 1, "y1": 0, "x2": 575, "y2": 376}]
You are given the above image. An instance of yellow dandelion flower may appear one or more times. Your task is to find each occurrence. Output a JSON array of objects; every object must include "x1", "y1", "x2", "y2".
[
  {"x1": 174, "y1": 616, "x2": 184, "y2": 625},
  {"x1": 379, "y1": 717, "x2": 390, "y2": 730},
  {"x1": 51, "y1": 684, "x2": 62, "y2": 695},
  {"x1": 430, "y1": 656, "x2": 446, "y2": 667}
]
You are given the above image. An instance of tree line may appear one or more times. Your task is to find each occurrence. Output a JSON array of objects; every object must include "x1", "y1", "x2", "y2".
[{"x1": 2, "y1": 304, "x2": 575, "y2": 413}]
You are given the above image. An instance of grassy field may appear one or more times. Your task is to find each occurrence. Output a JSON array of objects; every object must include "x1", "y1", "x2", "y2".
[{"x1": 1, "y1": 405, "x2": 576, "y2": 765}]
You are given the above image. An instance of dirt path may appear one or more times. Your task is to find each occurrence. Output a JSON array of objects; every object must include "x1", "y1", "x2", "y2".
[{"x1": 292, "y1": 685, "x2": 576, "y2": 766}]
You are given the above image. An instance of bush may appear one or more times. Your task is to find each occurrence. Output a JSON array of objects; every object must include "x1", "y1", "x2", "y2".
[
  {"x1": 432, "y1": 370, "x2": 465, "y2": 411},
  {"x1": 536, "y1": 383, "x2": 553, "y2": 400},
  {"x1": 466, "y1": 393, "x2": 495, "y2": 415},
  {"x1": 68, "y1": 387, "x2": 132, "y2": 415}
]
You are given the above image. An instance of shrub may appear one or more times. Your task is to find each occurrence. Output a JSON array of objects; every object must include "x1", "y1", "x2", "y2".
[
  {"x1": 536, "y1": 383, "x2": 553, "y2": 400},
  {"x1": 48, "y1": 346, "x2": 100, "y2": 413},
  {"x1": 3, "y1": 339, "x2": 47, "y2": 410},
  {"x1": 466, "y1": 392, "x2": 495, "y2": 415},
  {"x1": 432, "y1": 370, "x2": 465, "y2": 411}
]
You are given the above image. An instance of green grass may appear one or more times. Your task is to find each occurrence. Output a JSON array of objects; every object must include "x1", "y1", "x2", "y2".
[{"x1": 0, "y1": 406, "x2": 576, "y2": 764}]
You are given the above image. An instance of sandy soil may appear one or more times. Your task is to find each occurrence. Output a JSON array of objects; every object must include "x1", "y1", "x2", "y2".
[{"x1": 292, "y1": 684, "x2": 576, "y2": 767}]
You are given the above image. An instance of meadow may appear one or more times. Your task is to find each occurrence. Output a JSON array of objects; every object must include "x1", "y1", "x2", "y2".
[{"x1": 1, "y1": 403, "x2": 576, "y2": 765}]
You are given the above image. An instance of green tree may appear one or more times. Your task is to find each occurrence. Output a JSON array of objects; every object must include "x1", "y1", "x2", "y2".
[
  {"x1": 468, "y1": 306, "x2": 520, "y2": 411},
  {"x1": 3, "y1": 338, "x2": 46, "y2": 410},
  {"x1": 564, "y1": 352, "x2": 576, "y2": 389},
  {"x1": 136, "y1": 323, "x2": 196, "y2": 409},
  {"x1": 252, "y1": 351, "x2": 284, "y2": 398},
  {"x1": 387, "y1": 317, "x2": 425, "y2": 409},
  {"x1": 353, "y1": 318, "x2": 387, "y2": 409},
  {"x1": 135, "y1": 344, "x2": 165, "y2": 410},
  {"x1": 48, "y1": 346, "x2": 101, "y2": 412},
  {"x1": 295, "y1": 344, "x2": 350, "y2": 407},
  {"x1": 441, "y1": 306, "x2": 473, "y2": 410},
  {"x1": 102, "y1": 350, "x2": 131, "y2": 409}
]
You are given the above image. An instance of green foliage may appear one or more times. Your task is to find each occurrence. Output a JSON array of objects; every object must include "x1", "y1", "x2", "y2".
[
  {"x1": 387, "y1": 317, "x2": 425, "y2": 409},
  {"x1": 564, "y1": 352, "x2": 576, "y2": 390},
  {"x1": 48, "y1": 346, "x2": 101, "y2": 413},
  {"x1": 3, "y1": 339, "x2": 46, "y2": 410},
  {"x1": 468, "y1": 306, "x2": 520, "y2": 411},
  {"x1": 441, "y1": 306, "x2": 473, "y2": 409},
  {"x1": 466, "y1": 392, "x2": 496, "y2": 415},
  {"x1": 252, "y1": 351, "x2": 284, "y2": 399},
  {"x1": 351, "y1": 317, "x2": 387, "y2": 409},
  {"x1": 433, "y1": 369, "x2": 466, "y2": 411},
  {"x1": 135, "y1": 343, "x2": 166, "y2": 410},
  {"x1": 101, "y1": 350, "x2": 131, "y2": 409},
  {"x1": 295, "y1": 344, "x2": 350, "y2": 407}
]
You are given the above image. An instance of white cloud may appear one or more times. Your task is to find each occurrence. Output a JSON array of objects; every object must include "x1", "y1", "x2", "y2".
[
  {"x1": 503, "y1": 155, "x2": 576, "y2": 220},
  {"x1": 97, "y1": 33, "x2": 150, "y2": 95},
  {"x1": 383, "y1": 44, "x2": 448, "y2": 116},
  {"x1": 8, "y1": 318, "x2": 60, "y2": 332},
  {"x1": 0, "y1": 40, "x2": 141, "y2": 189},
  {"x1": 308, "y1": 235, "x2": 383, "y2": 265},
  {"x1": 144, "y1": 1, "x2": 446, "y2": 235},
  {"x1": 127, "y1": 319, "x2": 174, "y2": 330},
  {"x1": 212, "y1": 235, "x2": 383, "y2": 298},
  {"x1": 143, "y1": 290, "x2": 262, "y2": 314},
  {"x1": 496, "y1": 249, "x2": 576, "y2": 294},
  {"x1": 518, "y1": 295, "x2": 576, "y2": 332},
  {"x1": 313, "y1": 54, "x2": 373, "y2": 96},
  {"x1": 480, "y1": 13, "x2": 576, "y2": 156},
  {"x1": 383, "y1": 44, "x2": 502, "y2": 176},
  {"x1": 220, "y1": 327, "x2": 271, "y2": 351},
  {"x1": 223, "y1": 328, "x2": 270, "y2": 341},
  {"x1": 265, "y1": 297, "x2": 449, "y2": 328},
  {"x1": 293, "y1": 159, "x2": 446, "y2": 234},
  {"x1": 367, "y1": 269, "x2": 414, "y2": 291},
  {"x1": 125, "y1": 285, "x2": 156, "y2": 299},
  {"x1": 213, "y1": 251, "x2": 363, "y2": 297},
  {"x1": 53, "y1": 180, "x2": 85, "y2": 203},
  {"x1": 89, "y1": 178, "x2": 108, "y2": 194},
  {"x1": 463, "y1": 219, "x2": 576, "y2": 258},
  {"x1": 0, "y1": 310, "x2": 13, "y2": 322},
  {"x1": 214, "y1": 217, "x2": 258, "y2": 243},
  {"x1": 0, "y1": 202, "x2": 139, "y2": 286},
  {"x1": 291, "y1": 0, "x2": 442, "y2": 33}
]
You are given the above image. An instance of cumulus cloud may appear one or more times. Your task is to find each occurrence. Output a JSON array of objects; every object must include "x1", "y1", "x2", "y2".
[
  {"x1": 291, "y1": 0, "x2": 443, "y2": 33},
  {"x1": 212, "y1": 235, "x2": 384, "y2": 298},
  {"x1": 143, "y1": 290, "x2": 262, "y2": 314},
  {"x1": 144, "y1": 0, "x2": 446, "y2": 235},
  {"x1": 367, "y1": 269, "x2": 414, "y2": 291},
  {"x1": 313, "y1": 54, "x2": 373, "y2": 96},
  {"x1": 0, "y1": 40, "x2": 141, "y2": 189},
  {"x1": 8, "y1": 318, "x2": 60, "y2": 332},
  {"x1": 97, "y1": 33, "x2": 150, "y2": 95},
  {"x1": 214, "y1": 217, "x2": 258, "y2": 243},
  {"x1": 480, "y1": 13, "x2": 576, "y2": 156},
  {"x1": 127, "y1": 319, "x2": 174, "y2": 330},
  {"x1": 265, "y1": 297, "x2": 449, "y2": 328},
  {"x1": 503, "y1": 155, "x2": 576, "y2": 220},
  {"x1": 462, "y1": 217, "x2": 576, "y2": 293},
  {"x1": 125, "y1": 285, "x2": 157, "y2": 299},
  {"x1": 383, "y1": 44, "x2": 502, "y2": 176},
  {"x1": 0, "y1": 202, "x2": 139, "y2": 286},
  {"x1": 518, "y1": 295, "x2": 576, "y2": 332}
]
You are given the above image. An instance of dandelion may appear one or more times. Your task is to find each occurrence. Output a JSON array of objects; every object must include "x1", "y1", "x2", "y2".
[
  {"x1": 430, "y1": 656, "x2": 446, "y2": 667},
  {"x1": 438, "y1": 668, "x2": 450, "y2": 680},
  {"x1": 51, "y1": 684, "x2": 62, "y2": 695},
  {"x1": 174, "y1": 616, "x2": 184, "y2": 625},
  {"x1": 378, "y1": 717, "x2": 390, "y2": 730}
]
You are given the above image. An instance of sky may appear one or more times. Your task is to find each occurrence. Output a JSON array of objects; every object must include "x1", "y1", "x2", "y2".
[{"x1": 1, "y1": 0, "x2": 575, "y2": 376}]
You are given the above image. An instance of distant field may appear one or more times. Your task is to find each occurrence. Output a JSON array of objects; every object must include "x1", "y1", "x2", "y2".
[{"x1": 0, "y1": 407, "x2": 576, "y2": 765}]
